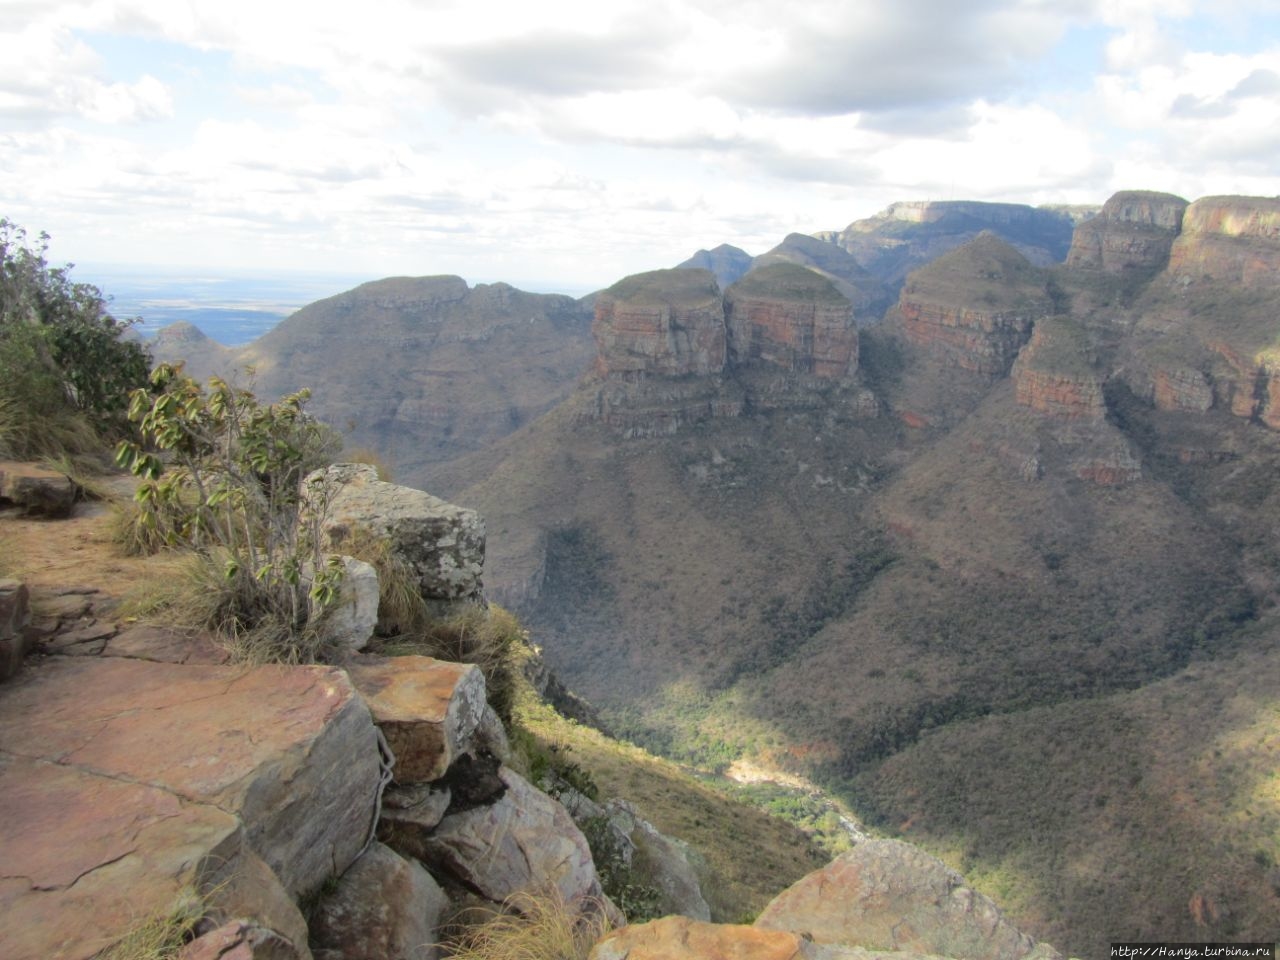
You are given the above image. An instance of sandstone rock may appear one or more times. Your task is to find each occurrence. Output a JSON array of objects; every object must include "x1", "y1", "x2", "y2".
[
  {"x1": 0, "y1": 461, "x2": 77, "y2": 517},
  {"x1": 205, "y1": 847, "x2": 312, "y2": 959},
  {"x1": 181, "y1": 921, "x2": 308, "y2": 960},
  {"x1": 1152, "y1": 365, "x2": 1214, "y2": 414},
  {"x1": 0, "y1": 753, "x2": 243, "y2": 960},
  {"x1": 748, "y1": 233, "x2": 889, "y2": 317},
  {"x1": 589, "y1": 916, "x2": 946, "y2": 960},
  {"x1": 379, "y1": 783, "x2": 453, "y2": 860},
  {"x1": 347, "y1": 655, "x2": 489, "y2": 783},
  {"x1": 422, "y1": 766, "x2": 611, "y2": 912},
  {"x1": 102, "y1": 624, "x2": 229, "y2": 664},
  {"x1": 311, "y1": 556, "x2": 379, "y2": 653},
  {"x1": 45, "y1": 619, "x2": 116, "y2": 653},
  {"x1": 1168, "y1": 195, "x2": 1280, "y2": 287},
  {"x1": 0, "y1": 578, "x2": 31, "y2": 682},
  {"x1": 593, "y1": 268, "x2": 727, "y2": 379},
  {"x1": 1066, "y1": 190, "x2": 1189, "y2": 273},
  {"x1": 309, "y1": 841, "x2": 449, "y2": 960},
  {"x1": 754, "y1": 839, "x2": 1060, "y2": 960},
  {"x1": 725, "y1": 264, "x2": 859, "y2": 379},
  {"x1": 307, "y1": 463, "x2": 485, "y2": 604},
  {"x1": 591, "y1": 375, "x2": 744, "y2": 438},
  {"x1": 1011, "y1": 319, "x2": 1105, "y2": 421},
  {"x1": 893, "y1": 234, "x2": 1048, "y2": 379},
  {"x1": 0, "y1": 657, "x2": 380, "y2": 899}
]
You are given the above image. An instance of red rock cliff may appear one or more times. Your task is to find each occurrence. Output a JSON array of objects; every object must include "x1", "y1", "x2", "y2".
[
  {"x1": 1012, "y1": 318, "x2": 1105, "y2": 421},
  {"x1": 1167, "y1": 195, "x2": 1280, "y2": 287},
  {"x1": 592, "y1": 268, "x2": 726, "y2": 379},
  {"x1": 894, "y1": 233, "x2": 1049, "y2": 378},
  {"x1": 724, "y1": 264, "x2": 858, "y2": 379},
  {"x1": 1066, "y1": 190, "x2": 1189, "y2": 273}
]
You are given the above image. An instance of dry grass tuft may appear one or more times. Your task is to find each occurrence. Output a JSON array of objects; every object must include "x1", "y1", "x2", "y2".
[
  {"x1": 441, "y1": 889, "x2": 612, "y2": 960},
  {"x1": 94, "y1": 888, "x2": 204, "y2": 960}
]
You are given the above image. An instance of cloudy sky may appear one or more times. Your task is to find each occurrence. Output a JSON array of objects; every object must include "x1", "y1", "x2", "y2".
[{"x1": 3, "y1": 0, "x2": 1279, "y2": 292}]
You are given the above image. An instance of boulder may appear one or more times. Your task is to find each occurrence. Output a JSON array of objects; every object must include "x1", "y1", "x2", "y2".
[
  {"x1": 589, "y1": 916, "x2": 944, "y2": 960},
  {"x1": 346, "y1": 655, "x2": 489, "y2": 783},
  {"x1": 0, "y1": 461, "x2": 77, "y2": 518},
  {"x1": 306, "y1": 464, "x2": 485, "y2": 604},
  {"x1": 754, "y1": 839, "x2": 1060, "y2": 960},
  {"x1": 0, "y1": 578, "x2": 31, "y2": 682},
  {"x1": 0, "y1": 754, "x2": 243, "y2": 960},
  {"x1": 311, "y1": 556, "x2": 379, "y2": 653},
  {"x1": 378, "y1": 783, "x2": 453, "y2": 861},
  {"x1": 181, "y1": 921, "x2": 308, "y2": 960},
  {"x1": 0, "y1": 657, "x2": 381, "y2": 899},
  {"x1": 422, "y1": 766, "x2": 611, "y2": 913},
  {"x1": 310, "y1": 842, "x2": 449, "y2": 960}
]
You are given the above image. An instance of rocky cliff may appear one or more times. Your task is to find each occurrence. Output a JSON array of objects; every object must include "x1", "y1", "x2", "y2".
[
  {"x1": 748, "y1": 233, "x2": 890, "y2": 319},
  {"x1": 891, "y1": 233, "x2": 1050, "y2": 379},
  {"x1": 725, "y1": 264, "x2": 858, "y2": 379},
  {"x1": 1011, "y1": 317, "x2": 1104, "y2": 421},
  {"x1": 1167, "y1": 195, "x2": 1280, "y2": 287},
  {"x1": 1065, "y1": 189, "x2": 1189, "y2": 273},
  {"x1": 592, "y1": 268, "x2": 727, "y2": 379}
]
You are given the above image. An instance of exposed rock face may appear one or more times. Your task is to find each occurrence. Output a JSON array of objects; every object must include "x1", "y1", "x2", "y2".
[
  {"x1": 676, "y1": 244, "x2": 755, "y2": 290},
  {"x1": 312, "y1": 556, "x2": 379, "y2": 653},
  {"x1": 592, "y1": 269, "x2": 727, "y2": 379},
  {"x1": 1066, "y1": 190, "x2": 1189, "y2": 273},
  {"x1": 0, "y1": 578, "x2": 31, "y2": 682},
  {"x1": 309, "y1": 842, "x2": 449, "y2": 960},
  {"x1": 422, "y1": 766, "x2": 611, "y2": 912},
  {"x1": 749, "y1": 233, "x2": 889, "y2": 318},
  {"x1": 590, "y1": 375, "x2": 744, "y2": 439},
  {"x1": 590, "y1": 916, "x2": 873, "y2": 960},
  {"x1": 310, "y1": 463, "x2": 485, "y2": 606},
  {"x1": 1012, "y1": 318, "x2": 1105, "y2": 421},
  {"x1": 1152, "y1": 365, "x2": 1214, "y2": 414},
  {"x1": 0, "y1": 657, "x2": 380, "y2": 900},
  {"x1": 346, "y1": 655, "x2": 490, "y2": 783},
  {"x1": 725, "y1": 265, "x2": 859, "y2": 379},
  {"x1": 1167, "y1": 195, "x2": 1280, "y2": 287},
  {"x1": 893, "y1": 234, "x2": 1049, "y2": 378},
  {"x1": 755, "y1": 840, "x2": 1060, "y2": 960},
  {"x1": 182, "y1": 920, "x2": 309, "y2": 960},
  {"x1": 0, "y1": 461, "x2": 77, "y2": 517}
]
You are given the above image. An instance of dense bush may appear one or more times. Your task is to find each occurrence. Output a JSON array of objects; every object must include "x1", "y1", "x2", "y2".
[{"x1": 0, "y1": 218, "x2": 149, "y2": 456}]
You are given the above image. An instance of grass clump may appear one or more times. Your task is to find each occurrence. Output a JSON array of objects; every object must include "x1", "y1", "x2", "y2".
[
  {"x1": 94, "y1": 888, "x2": 203, "y2": 960},
  {"x1": 442, "y1": 889, "x2": 612, "y2": 960}
]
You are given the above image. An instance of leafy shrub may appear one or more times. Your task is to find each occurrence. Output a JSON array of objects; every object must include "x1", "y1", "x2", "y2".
[
  {"x1": 115, "y1": 364, "x2": 344, "y2": 661},
  {"x1": 0, "y1": 218, "x2": 149, "y2": 457}
]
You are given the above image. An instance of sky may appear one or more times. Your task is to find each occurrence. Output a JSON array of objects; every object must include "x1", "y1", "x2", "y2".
[{"x1": 2, "y1": 0, "x2": 1279, "y2": 294}]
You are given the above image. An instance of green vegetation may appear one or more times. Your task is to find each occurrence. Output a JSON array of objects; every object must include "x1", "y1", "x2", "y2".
[
  {"x1": 603, "y1": 267, "x2": 721, "y2": 306},
  {"x1": 727, "y1": 263, "x2": 849, "y2": 304},
  {"x1": 115, "y1": 363, "x2": 344, "y2": 662},
  {"x1": 0, "y1": 218, "x2": 149, "y2": 458}
]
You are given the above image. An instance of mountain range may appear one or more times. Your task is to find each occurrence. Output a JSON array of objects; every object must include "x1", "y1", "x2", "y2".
[{"x1": 150, "y1": 193, "x2": 1280, "y2": 956}]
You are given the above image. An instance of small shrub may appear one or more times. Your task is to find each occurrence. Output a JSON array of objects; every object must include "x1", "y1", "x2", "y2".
[{"x1": 441, "y1": 888, "x2": 612, "y2": 960}]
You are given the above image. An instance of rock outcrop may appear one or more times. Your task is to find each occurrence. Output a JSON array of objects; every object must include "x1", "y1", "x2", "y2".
[
  {"x1": 749, "y1": 233, "x2": 890, "y2": 318},
  {"x1": 1012, "y1": 318, "x2": 1104, "y2": 421},
  {"x1": 893, "y1": 233, "x2": 1049, "y2": 378},
  {"x1": 0, "y1": 578, "x2": 31, "y2": 682},
  {"x1": 755, "y1": 839, "x2": 1060, "y2": 960},
  {"x1": 725, "y1": 264, "x2": 859, "y2": 379},
  {"x1": 1066, "y1": 190, "x2": 1189, "y2": 273},
  {"x1": 0, "y1": 461, "x2": 77, "y2": 518},
  {"x1": 309, "y1": 463, "x2": 485, "y2": 609},
  {"x1": 592, "y1": 269, "x2": 727, "y2": 379},
  {"x1": 1167, "y1": 195, "x2": 1280, "y2": 287}
]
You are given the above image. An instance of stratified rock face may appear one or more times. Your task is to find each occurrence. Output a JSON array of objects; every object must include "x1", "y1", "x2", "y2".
[
  {"x1": 1066, "y1": 190, "x2": 1189, "y2": 273},
  {"x1": 749, "y1": 234, "x2": 890, "y2": 318},
  {"x1": 310, "y1": 463, "x2": 485, "y2": 604},
  {"x1": 894, "y1": 233, "x2": 1048, "y2": 378},
  {"x1": 1012, "y1": 318, "x2": 1105, "y2": 421},
  {"x1": 592, "y1": 269, "x2": 727, "y2": 379},
  {"x1": 1153, "y1": 365, "x2": 1214, "y2": 413},
  {"x1": 1167, "y1": 196, "x2": 1280, "y2": 287},
  {"x1": 676, "y1": 244, "x2": 754, "y2": 290},
  {"x1": 755, "y1": 839, "x2": 1061, "y2": 960},
  {"x1": 725, "y1": 264, "x2": 858, "y2": 379}
]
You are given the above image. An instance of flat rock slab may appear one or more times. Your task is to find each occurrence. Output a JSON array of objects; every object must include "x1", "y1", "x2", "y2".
[
  {"x1": 0, "y1": 754, "x2": 244, "y2": 960},
  {"x1": 0, "y1": 657, "x2": 381, "y2": 898},
  {"x1": 103, "y1": 624, "x2": 229, "y2": 664},
  {"x1": 0, "y1": 461, "x2": 77, "y2": 518},
  {"x1": 347, "y1": 655, "x2": 487, "y2": 782}
]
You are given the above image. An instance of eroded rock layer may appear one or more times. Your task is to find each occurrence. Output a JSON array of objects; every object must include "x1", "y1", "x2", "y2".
[
  {"x1": 1168, "y1": 195, "x2": 1280, "y2": 287},
  {"x1": 1065, "y1": 190, "x2": 1188, "y2": 273},
  {"x1": 593, "y1": 269, "x2": 727, "y2": 379}
]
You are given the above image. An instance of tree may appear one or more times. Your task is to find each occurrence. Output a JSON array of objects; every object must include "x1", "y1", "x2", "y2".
[{"x1": 0, "y1": 218, "x2": 149, "y2": 456}]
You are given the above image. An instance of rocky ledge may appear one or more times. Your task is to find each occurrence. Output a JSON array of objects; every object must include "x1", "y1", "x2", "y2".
[
  {"x1": 593, "y1": 268, "x2": 727, "y2": 379},
  {"x1": 1167, "y1": 195, "x2": 1280, "y2": 287},
  {"x1": 1065, "y1": 190, "x2": 1189, "y2": 274}
]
